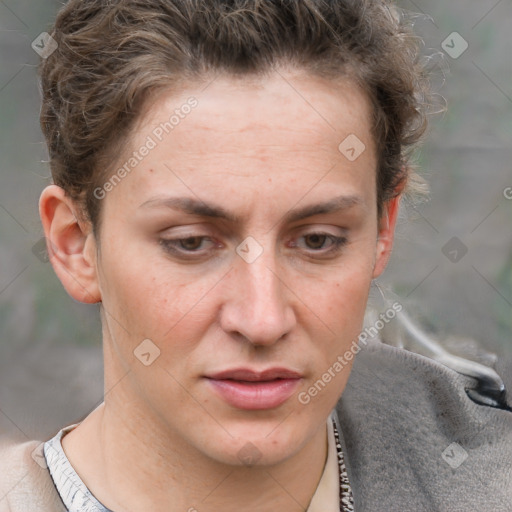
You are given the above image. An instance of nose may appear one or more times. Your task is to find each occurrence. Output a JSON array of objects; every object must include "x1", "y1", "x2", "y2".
[{"x1": 219, "y1": 246, "x2": 296, "y2": 346}]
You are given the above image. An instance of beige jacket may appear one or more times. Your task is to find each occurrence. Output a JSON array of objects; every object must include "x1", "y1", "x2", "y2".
[{"x1": 0, "y1": 437, "x2": 66, "y2": 511}]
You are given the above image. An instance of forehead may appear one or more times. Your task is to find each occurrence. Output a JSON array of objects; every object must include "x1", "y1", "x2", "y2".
[
  {"x1": 144, "y1": 71, "x2": 373, "y2": 155},
  {"x1": 103, "y1": 70, "x2": 377, "y2": 216}
]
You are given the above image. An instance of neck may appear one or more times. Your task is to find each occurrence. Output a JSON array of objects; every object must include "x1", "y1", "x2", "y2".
[{"x1": 61, "y1": 392, "x2": 329, "y2": 512}]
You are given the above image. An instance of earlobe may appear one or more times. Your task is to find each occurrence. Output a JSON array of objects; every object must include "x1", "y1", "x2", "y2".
[
  {"x1": 39, "y1": 185, "x2": 101, "y2": 304},
  {"x1": 372, "y1": 194, "x2": 402, "y2": 279}
]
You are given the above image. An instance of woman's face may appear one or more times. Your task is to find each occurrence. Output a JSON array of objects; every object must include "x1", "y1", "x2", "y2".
[{"x1": 87, "y1": 70, "x2": 395, "y2": 466}]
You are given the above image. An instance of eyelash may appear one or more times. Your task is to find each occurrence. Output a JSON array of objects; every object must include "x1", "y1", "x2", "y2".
[{"x1": 159, "y1": 232, "x2": 348, "y2": 258}]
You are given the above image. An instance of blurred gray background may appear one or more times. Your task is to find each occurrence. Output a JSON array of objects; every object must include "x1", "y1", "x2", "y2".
[{"x1": 0, "y1": 0, "x2": 511, "y2": 442}]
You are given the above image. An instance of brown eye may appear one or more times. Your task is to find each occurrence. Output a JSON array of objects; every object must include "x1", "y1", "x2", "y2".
[
  {"x1": 179, "y1": 237, "x2": 204, "y2": 250},
  {"x1": 304, "y1": 233, "x2": 328, "y2": 250},
  {"x1": 159, "y1": 235, "x2": 217, "y2": 258},
  {"x1": 289, "y1": 232, "x2": 348, "y2": 258}
]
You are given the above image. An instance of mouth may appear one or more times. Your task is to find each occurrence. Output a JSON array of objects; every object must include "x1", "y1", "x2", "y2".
[{"x1": 204, "y1": 367, "x2": 303, "y2": 410}]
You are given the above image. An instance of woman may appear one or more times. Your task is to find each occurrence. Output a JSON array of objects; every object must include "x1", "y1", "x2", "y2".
[{"x1": 1, "y1": 1, "x2": 511, "y2": 511}]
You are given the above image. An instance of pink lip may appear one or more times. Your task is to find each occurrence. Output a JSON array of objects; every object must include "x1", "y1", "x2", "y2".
[{"x1": 204, "y1": 367, "x2": 302, "y2": 410}]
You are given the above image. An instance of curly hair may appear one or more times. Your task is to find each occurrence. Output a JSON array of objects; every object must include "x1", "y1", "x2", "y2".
[{"x1": 39, "y1": 0, "x2": 431, "y2": 233}]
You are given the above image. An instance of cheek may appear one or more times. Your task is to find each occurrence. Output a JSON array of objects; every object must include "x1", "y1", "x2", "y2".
[
  {"x1": 108, "y1": 267, "x2": 202, "y2": 334},
  {"x1": 297, "y1": 269, "x2": 372, "y2": 409},
  {"x1": 303, "y1": 249, "x2": 375, "y2": 320},
  {"x1": 97, "y1": 239, "x2": 175, "y2": 332},
  {"x1": 99, "y1": 241, "x2": 223, "y2": 359},
  {"x1": 300, "y1": 252, "x2": 375, "y2": 358},
  {"x1": 325, "y1": 276, "x2": 372, "y2": 349}
]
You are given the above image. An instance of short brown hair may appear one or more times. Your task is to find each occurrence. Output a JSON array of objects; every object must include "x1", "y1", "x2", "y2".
[{"x1": 39, "y1": 0, "x2": 431, "y2": 233}]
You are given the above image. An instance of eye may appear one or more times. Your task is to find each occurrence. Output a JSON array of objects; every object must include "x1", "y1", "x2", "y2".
[
  {"x1": 290, "y1": 232, "x2": 348, "y2": 255},
  {"x1": 159, "y1": 235, "x2": 218, "y2": 256}
]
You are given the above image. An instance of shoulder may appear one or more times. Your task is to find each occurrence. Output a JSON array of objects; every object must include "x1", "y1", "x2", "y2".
[
  {"x1": 337, "y1": 338, "x2": 512, "y2": 511},
  {"x1": 0, "y1": 436, "x2": 66, "y2": 512}
]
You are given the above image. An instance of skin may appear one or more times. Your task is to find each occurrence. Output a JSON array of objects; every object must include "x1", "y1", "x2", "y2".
[{"x1": 39, "y1": 69, "x2": 402, "y2": 512}]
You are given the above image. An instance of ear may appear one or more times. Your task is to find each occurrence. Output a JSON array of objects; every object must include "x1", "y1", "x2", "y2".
[
  {"x1": 39, "y1": 185, "x2": 101, "y2": 304},
  {"x1": 372, "y1": 192, "x2": 402, "y2": 279}
]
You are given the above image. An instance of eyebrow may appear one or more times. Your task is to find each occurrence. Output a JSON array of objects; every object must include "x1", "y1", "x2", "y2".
[{"x1": 139, "y1": 194, "x2": 363, "y2": 224}]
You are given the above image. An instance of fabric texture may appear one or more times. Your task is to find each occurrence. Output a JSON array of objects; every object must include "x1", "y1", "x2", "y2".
[
  {"x1": 337, "y1": 338, "x2": 512, "y2": 512},
  {"x1": 1, "y1": 336, "x2": 511, "y2": 511},
  {"x1": 43, "y1": 424, "x2": 110, "y2": 512}
]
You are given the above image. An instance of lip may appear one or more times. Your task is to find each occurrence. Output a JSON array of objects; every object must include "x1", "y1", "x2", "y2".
[{"x1": 204, "y1": 367, "x2": 303, "y2": 410}]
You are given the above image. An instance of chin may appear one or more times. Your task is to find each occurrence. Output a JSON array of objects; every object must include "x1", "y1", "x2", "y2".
[{"x1": 201, "y1": 422, "x2": 303, "y2": 468}]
